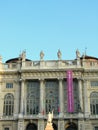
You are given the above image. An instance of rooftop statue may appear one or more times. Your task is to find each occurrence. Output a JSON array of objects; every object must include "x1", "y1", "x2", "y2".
[
  {"x1": 57, "y1": 49, "x2": 62, "y2": 60},
  {"x1": 76, "y1": 49, "x2": 81, "y2": 59},
  {"x1": 40, "y1": 51, "x2": 44, "y2": 60},
  {"x1": 20, "y1": 50, "x2": 26, "y2": 61}
]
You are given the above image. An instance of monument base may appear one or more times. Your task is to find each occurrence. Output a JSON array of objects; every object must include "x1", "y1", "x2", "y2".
[{"x1": 45, "y1": 122, "x2": 54, "y2": 130}]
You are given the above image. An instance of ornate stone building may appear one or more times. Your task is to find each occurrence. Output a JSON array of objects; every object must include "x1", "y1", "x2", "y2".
[{"x1": 0, "y1": 50, "x2": 98, "y2": 130}]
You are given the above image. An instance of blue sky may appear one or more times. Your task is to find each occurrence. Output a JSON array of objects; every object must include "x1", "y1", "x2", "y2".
[{"x1": 0, "y1": 0, "x2": 98, "y2": 62}]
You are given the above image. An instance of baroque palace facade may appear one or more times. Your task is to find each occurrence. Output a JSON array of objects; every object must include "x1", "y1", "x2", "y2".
[{"x1": 0, "y1": 50, "x2": 98, "y2": 130}]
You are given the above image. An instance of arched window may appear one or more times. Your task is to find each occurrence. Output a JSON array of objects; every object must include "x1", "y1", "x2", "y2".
[
  {"x1": 90, "y1": 92, "x2": 98, "y2": 115},
  {"x1": 45, "y1": 80, "x2": 59, "y2": 115},
  {"x1": 65, "y1": 122, "x2": 77, "y2": 130},
  {"x1": 26, "y1": 123, "x2": 37, "y2": 130},
  {"x1": 26, "y1": 81, "x2": 40, "y2": 115},
  {"x1": 3, "y1": 93, "x2": 14, "y2": 116},
  {"x1": 27, "y1": 92, "x2": 39, "y2": 114}
]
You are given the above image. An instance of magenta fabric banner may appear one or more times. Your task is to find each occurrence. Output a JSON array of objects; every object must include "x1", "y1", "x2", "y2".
[{"x1": 67, "y1": 70, "x2": 74, "y2": 113}]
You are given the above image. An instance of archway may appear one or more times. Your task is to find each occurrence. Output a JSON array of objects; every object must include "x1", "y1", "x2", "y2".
[
  {"x1": 26, "y1": 123, "x2": 37, "y2": 130},
  {"x1": 65, "y1": 122, "x2": 77, "y2": 130}
]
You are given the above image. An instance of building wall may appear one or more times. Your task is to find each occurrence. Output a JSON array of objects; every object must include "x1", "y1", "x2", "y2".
[{"x1": 0, "y1": 52, "x2": 98, "y2": 130}]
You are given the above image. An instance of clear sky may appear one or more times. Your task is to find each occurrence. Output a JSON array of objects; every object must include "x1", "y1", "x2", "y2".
[{"x1": 0, "y1": 0, "x2": 98, "y2": 62}]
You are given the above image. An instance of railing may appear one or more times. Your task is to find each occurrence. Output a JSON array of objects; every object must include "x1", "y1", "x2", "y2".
[
  {"x1": 1, "y1": 113, "x2": 98, "y2": 120},
  {"x1": 0, "y1": 59, "x2": 98, "y2": 71}
]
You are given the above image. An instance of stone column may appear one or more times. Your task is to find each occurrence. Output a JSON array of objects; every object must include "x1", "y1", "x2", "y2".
[
  {"x1": 83, "y1": 80, "x2": 89, "y2": 117},
  {"x1": 14, "y1": 80, "x2": 20, "y2": 118},
  {"x1": 18, "y1": 79, "x2": 25, "y2": 130},
  {"x1": 78, "y1": 79, "x2": 83, "y2": 112},
  {"x1": 58, "y1": 78, "x2": 64, "y2": 117},
  {"x1": 20, "y1": 79, "x2": 25, "y2": 115},
  {"x1": 39, "y1": 79, "x2": 45, "y2": 116}
]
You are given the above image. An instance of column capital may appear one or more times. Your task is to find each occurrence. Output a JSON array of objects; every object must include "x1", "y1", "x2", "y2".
[
  {"x1": 82, "y1": 78, "x2": 89, "y2": 82},
  {"x1": 57, "y1": 78, "x2": 63, "y2": 81},
  {"x1": 19, "y1": 78, "x2": 25, "y2": 82},
  {"x1": 38, "y1": 78, "x2": 45, "y2": 81},
  {"x1": 76, "y1": 77, "x2": 82, "y2": 80}
]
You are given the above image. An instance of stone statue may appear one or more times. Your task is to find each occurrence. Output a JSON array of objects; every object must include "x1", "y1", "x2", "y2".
[
  {"x1": 21, "y1": 50, "x2": 26, "y2": 61},
  {"x1": 76, "y1": 49, "x2": 81, "y2": 59},
  {"x1": 57, "y1": 49, "x2": 62, "y2": 60},
  {"x1": 40, "y1": 51, "x2": 44, "y2": 60},
  {"x1": 45, "y1": 111, "x2": 54, "y2": 130},
  {"x1": 47, "y1": 111, "x2": 53, "y2": 123}
]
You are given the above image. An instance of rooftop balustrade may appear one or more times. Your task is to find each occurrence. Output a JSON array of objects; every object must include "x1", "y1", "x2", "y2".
[{"x1": 0, "y1": 59, "x2": 98, "y2": 71}]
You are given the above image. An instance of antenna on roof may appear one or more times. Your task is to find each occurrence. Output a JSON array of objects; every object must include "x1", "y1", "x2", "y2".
[{"x1": 85, "y1": 47, "x2": 87, "y2": 56}]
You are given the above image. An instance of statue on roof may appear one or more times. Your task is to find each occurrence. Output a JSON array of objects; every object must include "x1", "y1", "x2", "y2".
[
  {"x1": 57, "y1": 49, "x2": 62, "y2": 60},
  {"x1": 21, "y1": 50, "x2": 26, "y2": 61},
  {"x1": 76, "y1": 49, "x2": 81, "y2": 59},
  {"x1": 40, "y1": 50, "x2": 44, "y2": 60}
]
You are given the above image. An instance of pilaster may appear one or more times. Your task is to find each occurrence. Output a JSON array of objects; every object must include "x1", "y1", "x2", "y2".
[
  {"x1": 78, "y1": 120, "x2": 85, "y2": 130},
  {"x1": 83, "y1": 79, "x2": 89, "y2": 117},
  {"x1": 18, "y1": 119, "x2": 24, "y2": 130},
  {"x1": 58, "y1": 78, "x2": 64, "y2": 117},
  {"x1": 78, "y1": 79, "x2": 83, "y2": 112},
  {"x1": 19, "y1": 79, "x2": 25, "y2": 117},
  {"x1": 39, "y1": 79, "x2": 45, "y2": 117}
]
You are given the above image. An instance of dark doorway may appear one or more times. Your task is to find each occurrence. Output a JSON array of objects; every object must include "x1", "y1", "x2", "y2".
[
  {"x1": 26, "y1": 123, "x2": 37, "y2": 130},
  {"x1": 66, "y1": 122, "x2": 77, "y2": 130}
]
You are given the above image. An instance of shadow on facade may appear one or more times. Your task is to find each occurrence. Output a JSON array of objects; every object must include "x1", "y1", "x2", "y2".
[
  {"x1": 53, "y1": 123, "x2": 58, "y2": 130},
  {"x1": 65, "y1": 122, "x2": 77, "y2": 130}
]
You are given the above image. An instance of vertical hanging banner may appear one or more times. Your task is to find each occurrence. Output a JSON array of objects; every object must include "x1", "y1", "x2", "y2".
[{"x1": 67, "y1": 70, "x2": 74, "y2": 113}]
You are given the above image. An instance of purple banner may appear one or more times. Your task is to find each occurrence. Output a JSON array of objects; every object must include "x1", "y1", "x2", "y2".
[{"x1": 67, "y1": 70, "x2": 74, "y2": 113}]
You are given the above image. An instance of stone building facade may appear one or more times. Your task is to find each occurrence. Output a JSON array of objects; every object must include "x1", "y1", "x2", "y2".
[{"x1": 0, "y1": 50, "x2": 98, "y2": 130}]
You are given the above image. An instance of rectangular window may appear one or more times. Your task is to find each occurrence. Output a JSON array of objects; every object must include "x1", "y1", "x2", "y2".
[
  {"x1": 6, "y1": 83, "x2": 13, "y2": 88},
  {"x1": 95, "y1": 127, "x2": 98, "y2": 130},
  {"x1": 96, "y1": 104, "x2": 98, "y2": 114},
  {"x1": 4, "y1": 128, "x2": 9, "y2": 130},
  {"x1": 91, "y1": 81, "x2": 98, "y2": 87}
]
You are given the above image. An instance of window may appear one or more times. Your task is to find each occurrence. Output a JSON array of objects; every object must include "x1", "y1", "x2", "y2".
[
  {"x1": 3, "y1": 93, "x2": 14, "y2": 116},
  {"x1": 26, "y1": 81, "x2": 40, "y2": 115},
  {"x1": 45, "y1": 80, "x2": 59, "y2": 114},
  {"x1": 90, "y1": 92, "x2": 98, "y2": 115},
  {"x1": 6, "y1": 83, "x2": 13, "y2": 88},
  {"x1": 91, "y1": 81, "x2": 98, "y2": 87},
  {"x1": 4, "y1": 128, "x2": 9, "y2": 130},
  {"x1": 95, "y1": 127, "x2": 98, "y2": 130}
]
